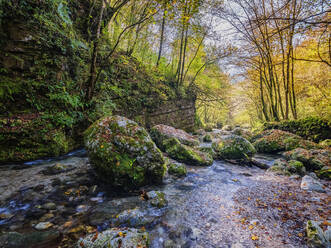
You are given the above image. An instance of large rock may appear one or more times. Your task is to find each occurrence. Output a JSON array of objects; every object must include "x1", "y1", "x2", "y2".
[
  {"x1": 77, "y1": 228, "x2": 149, "y2": 248},
  {"x1": 306, "y1": 220, "x2": 331, "y2": 248},
  {"x1": 300, "y1": 175, "x2": 326, "y2": 193},
  {"x1": 161, "y1": 138, "x2": 213, "y2": 166},
  {"x1": 212, "y1": 135, "x2": 256, "y2": 160},
  {"x1": 84, "y1": 116, "x2": 166, "y2": 189},
  {"x1": 150, "y1": 124, "x2": 199, "y2": 147},
  {"x1": 284, "y1": 148, "x2": 331, "y2": 171},
  {"x1": 253, "y1": 130, "x2": 318, "y2": 153}
]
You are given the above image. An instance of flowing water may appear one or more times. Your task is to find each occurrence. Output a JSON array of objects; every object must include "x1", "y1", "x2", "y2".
[{"x1": 0, "y1": 150, "x2": 330, "y2": 248}]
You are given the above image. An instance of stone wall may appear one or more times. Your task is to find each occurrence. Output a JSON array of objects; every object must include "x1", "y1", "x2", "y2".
[{"x1": 114, "y1": 98, "x2": 196, "y2": 132}]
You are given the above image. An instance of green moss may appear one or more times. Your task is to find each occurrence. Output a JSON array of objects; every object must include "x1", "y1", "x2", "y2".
[
  {"x1": 213, "y1": 135, "x2": 256, "y2": 160},
  {"x1": 319, "y1": 139, "x2": 331, "y2": 147},
  {"x1": 162, "y1": 138, "x2": 212, "y2": 166},
  {"x1": 264, "y1": 117, "x2": 331, "y2": 143},
  {"x1": 85, "y1": 116, "x2": 166, "y2": 190},
  {"x1": 168, "y1": 163, "x2": 187, "y2": 177},
  {"x1": 288, "y1": 160, "x2": 306, "y2": 176},
  {"x1": 316, "y1": 168, "x2": 331, "y2": 180}
]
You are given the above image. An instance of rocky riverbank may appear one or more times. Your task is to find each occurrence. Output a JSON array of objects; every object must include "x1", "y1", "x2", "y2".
[{"x1": 0, "y1": 121, "x2": 330, "y2": 247}]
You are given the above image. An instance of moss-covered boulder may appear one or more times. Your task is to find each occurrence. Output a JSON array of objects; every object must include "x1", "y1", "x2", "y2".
[
  {"x1": 168, "y1": 162, "x2": 187, "y2": 177},
  {"x1": 268, "y1": 159, "x2": 306, "y2": 176},
  {"x1": 84, "y1": 116, "x2": 166, "y2": 189},
  {"x1": 253, "y1": 130, "x2": 318, "y2": 154},
  {"x1": 212, "y1": 135, "x2": 256, "y2": 161},
  {"x1": 284, "y1": 148, "x2": 331, "y2": 171},
  {"x1": 161, "y1": 138, "x2": 213, "y2": 166},
  {"x1": 287, "y1": 160, "x2": 306, "y2": 176},
  {"x1": 150, "y1": 124, "x2": 199, "y2": 147},
  {"x1": 77, "y1": 228, "x2": 149, "y2": 248}
]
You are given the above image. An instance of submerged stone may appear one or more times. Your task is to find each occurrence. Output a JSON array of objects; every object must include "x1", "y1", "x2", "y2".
[
  {"x1": 0, "y1": 230, "x2": 60, "y2": 248},
  {"x1": 146, "y1": 191, "x2": 167, "y2": 208},
  {"x1": 77, "y1": 228, "x2": 149, "y2": 248},
  {"x1": 84, "y1": 116, "x2": 166, "y2": 190}
]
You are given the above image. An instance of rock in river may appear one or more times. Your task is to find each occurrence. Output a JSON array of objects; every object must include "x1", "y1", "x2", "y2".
[
  {"x1": 84, "y1": 115, "x2": 166, "y2": 190},
  {"x1": 150, "y1": 124, "x2": 199, "y2": 147},
  {"x1": 77, "y1": 228, "x2": 149, "y2": 248},
  {"x1": 300, "y1": 175, "x2": 326, "y2": 193},
  {"x1": 212, "y1": 135, "x2": 256, "y2": 161}
]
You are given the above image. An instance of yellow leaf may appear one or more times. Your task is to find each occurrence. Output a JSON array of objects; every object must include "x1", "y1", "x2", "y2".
[
  {"x1": 298, "y1": 233, "x2": 303, "y2": 237},
  {"x1": 249, "y1": 225, "x2": 254, "y2": 230},
  {"x1": 251, "y1": 235, "x2": 259, "y2": 241}
]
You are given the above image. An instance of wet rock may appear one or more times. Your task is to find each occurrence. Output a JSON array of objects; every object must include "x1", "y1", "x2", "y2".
[
  {"x1": 251, "y1": 157, "x2": 269, "y2": 169},
  {"x1": 267, "y1": 159, "x2": 291, "y2": 176},
  {"x1": 160, "y1": 138, "x2": 213, "y2": 166},
  {"x1": 77, "y1": 228, "x2": 149, "y2": 248},
  {"x1": 212, "y1": 135, "x2": 256, "y2": 161},
  {"x1": 253, "y1": 130, "x2": 318, "y2": 153},
  {"x1": 112, "y1": 207, "x2": 160, "y2": 227},
  {"x1": 150, "y1": 124, "x2": 199, "y2": 147},
  {"x1": 34, "y1": 221, "x2": 53, "y2": 230},
  {"x1": 306, "y1": 220, "x2": 331, "y2": 248},
  {"x1": 41, "y1": 202, "x2": 57, "y2": 210},
  {"x1": 300, "y1": 176, "x2": 326, "y2": 193},
  {"x1": 147, "y1": 191, "x2": 167, "y2": 208},
  {"x1": 284, "y1": 148, "x2": 331, "y2": 171},
  {"x1": 0, "y1": 231, "x2": 60, "y2": 248},
  {"x1": 89, "y1": 197, "x2": 145, "y2": 226},
  {"x1": 41, "y1": 163, "x2": 75, "y2": 175},
  {"x1": 84, "y1": 115, "x2": 166, "y2": 190},
  {"x1": 168, "y1": 162, "x2": 187, "y2": 177}
]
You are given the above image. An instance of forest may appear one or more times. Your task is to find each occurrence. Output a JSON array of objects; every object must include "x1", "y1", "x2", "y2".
[{"x1": 0, "y1": 0, "x2": 330, "y2": 247}]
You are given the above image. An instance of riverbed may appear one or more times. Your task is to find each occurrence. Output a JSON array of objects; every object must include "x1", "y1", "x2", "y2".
[{"x1": 0, "y1": 150, "x2": 330, "y2": 247}]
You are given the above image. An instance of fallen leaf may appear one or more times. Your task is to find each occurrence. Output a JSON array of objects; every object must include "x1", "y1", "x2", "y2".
[{"x1": 251, "y1": 235, "x2": 259, "y2": 241}]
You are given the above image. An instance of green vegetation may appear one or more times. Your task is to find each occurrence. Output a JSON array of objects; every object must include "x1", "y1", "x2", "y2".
[{"x1": 264, "y1": 117, "x2": 331, "y2": 143}]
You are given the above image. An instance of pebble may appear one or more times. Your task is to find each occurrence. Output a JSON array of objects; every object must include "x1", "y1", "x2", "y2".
[
  {"x1": 41, "y1": 202, "x2": 57, "y2": 210},
  {"x1": 34, "y1": 221, "x2": 53, "y2": 230}
]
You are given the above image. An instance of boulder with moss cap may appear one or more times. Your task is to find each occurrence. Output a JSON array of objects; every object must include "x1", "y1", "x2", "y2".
[
  {"x1": 212, "y1": 135, "x2": 256, "y2": 161},
  {"x1": 84, "y1": 115, "x2": 166, "y2": 190},
  {"x1": 150, "y1": 124, "x2": 199, "y2": 147}
]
